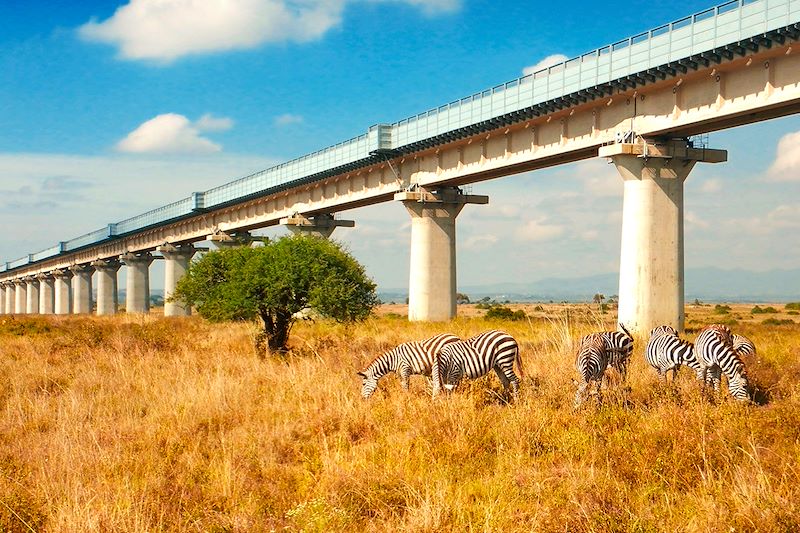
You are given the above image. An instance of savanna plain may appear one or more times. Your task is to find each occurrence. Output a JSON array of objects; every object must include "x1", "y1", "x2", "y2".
[{"x1": 1, "y1": 303, "x2": 799, "y2": 532}]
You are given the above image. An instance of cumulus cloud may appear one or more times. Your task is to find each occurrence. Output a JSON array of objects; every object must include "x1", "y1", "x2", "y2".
[
  {"x1": 274, "y1": 113, "x2": 304, "y2": 126},
  {"x1": 116, "y1": 113, "x2": 232, "y2": 154},
  {"x1": 523, "y1": 54, "x2": 569, "y2": 76},
  {"x1": 463, "y1": 233, "x2": 498, "y2": 251},
  {"x1": 79, "y1": 0, "x2": 460, "y2": 62},
  {"x1": 767, "y1": 130, "x2": 800, "y2": 180},
  {"x1": 514, "y1": 218, "x2": 565, "y2": 242},
  {"x1": 697, "y1": 177, "x2": 723, "y2": 193}
]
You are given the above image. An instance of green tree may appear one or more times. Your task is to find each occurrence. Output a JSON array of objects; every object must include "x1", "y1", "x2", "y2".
[{"x1": 170, "y1": 235, "x2": 379, "y2": 354}]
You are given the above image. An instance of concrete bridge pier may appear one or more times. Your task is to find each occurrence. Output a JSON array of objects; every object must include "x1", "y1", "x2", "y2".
[
  {"x1": 92, "y1": 259, "x2": 121, "y2": 316},
  {"x1": 157, "y1": 244, "x2": 195, "y2": 317},
  {"x1": 600, "y1": 139, "x2": 727, "y2": 335},
  {"x1": 71, "y1": 264, "x2": 94, "y2": 314},
  {"x1": 37, "y1": 274, "x2": 55, "y2": 315},
  {"x1": 14, "y1": 279, "x2": 27, "y2": 314},
  {"x1": 0, "y1": 283, "x2": 6, "y2": 314},
  {"x1": 53, "y1": 269, "x2": 73, "y2": 315},
  {"x1": 3, "y1": 283, "x2": 14, "y2": 314},
  {"x1": 396, "y1": 186, "x2": 488, "y2": 322},
  {"x1": 280, "y1": 213, "x2": 355, "y2": 238},
  {"x1": 25, "y1": 277, "x2": 39, "y2": 315},
  {"x1": 121, "y1": 252, "x2": 154, "y2": 314}
]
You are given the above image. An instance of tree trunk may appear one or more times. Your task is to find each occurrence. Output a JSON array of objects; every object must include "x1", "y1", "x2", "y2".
[{"x1": 256, "y1": 309, "x2": 293, "y2": 355}]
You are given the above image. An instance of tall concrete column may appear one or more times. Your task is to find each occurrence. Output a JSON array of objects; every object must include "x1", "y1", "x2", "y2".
[
  {"x1": 92, "y1": 259, "x2": 121, "y2": 316},
  {"x1": 14, "y1": 280, "x2": 27, "y2": 314},
  {"x1": 37, "y1": 274, "x2": 55, "y2": 315},
  {"x1": 25, "y1": 277, "x2": 40, "y2": 315},
  {"x1": 280, "y1": 213, "x2": 355, "y2": 239},
  {"x1": 53, "y1": 269, "x2": 73, "y2": 315},
  {"x1": 3, "y1": 283, "x2": 14, "y2": 314},
  {"x1": 396, "y1": 187, "x2": 489, "y2": 322},
  {"x1": 156, "y1": 244, "x2": 196, "y2": 316},
  {"x1": 600, "y1": 139, "x2": 727, "y2": 335},
  {"x1": 0, "y1": 283, "x2": 5, "y2": 314},
  {"x1": 70, "y1": 264, "x2": 94, "y2": 314},
  {"x1": 121, "y1": 252, "x2": 154, "y2": 314}
]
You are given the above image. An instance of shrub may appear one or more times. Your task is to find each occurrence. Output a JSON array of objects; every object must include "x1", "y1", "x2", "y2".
[
  {"x1": 785, "y1": 302, "x2": 800, "y2": 311},
  {"x1": 714, "y1": 304, "x2": 731, "y2": 315},
  {"x1": 485, "y1": 306, "x2": 526, "y2": 321},
  {"x1": 762, "y1": 318, "x2": 794, "y2": 326},
  {"x1": 752, "y1": 306, "x2": 779, "y2": 314}
]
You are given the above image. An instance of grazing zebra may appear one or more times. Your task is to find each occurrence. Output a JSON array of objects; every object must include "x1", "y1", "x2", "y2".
[
  {"x1": 574, "y1": 333, "x2": 609, "y2": 408},
  {"x1": 432, "y1": 329, "x2": 523, "y2": 399},
  {"x1": 694, "y1": 325, "x2": 750, "y2": 401},
  {"x1": 644, "y1": 325, "x2": 702, "y2": 383},
  {"x1": 732, "y1": 333, "x2": 757, "y2": 360},
  {"x1": 358, "y1": 333, "x2": 460, "y2": 399},
  {"x1": 600, "y1": 323, "x2": 634, "y2": 378}
]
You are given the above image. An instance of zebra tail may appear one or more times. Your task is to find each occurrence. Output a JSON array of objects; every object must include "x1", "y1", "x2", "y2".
[{"x1": 619, "y1": 322, "x2": 632, "y2": 339}]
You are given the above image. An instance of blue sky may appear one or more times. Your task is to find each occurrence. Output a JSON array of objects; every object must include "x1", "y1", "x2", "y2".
[{"x1": 2, "y1": 0, "x2": 799, "y2": 291}]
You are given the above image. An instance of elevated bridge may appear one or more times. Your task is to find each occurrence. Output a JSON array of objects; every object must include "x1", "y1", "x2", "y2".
[{"x1": 2, "y1": 0, "x2": 800, "y2": 333}]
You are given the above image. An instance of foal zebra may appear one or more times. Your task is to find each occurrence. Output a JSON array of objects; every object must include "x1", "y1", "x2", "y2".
[
  {"x1": 644, "y1": 325, "x2": 702, "y2": 383},
  {"x1": 732, "y1": 333, "x2": 757, "y2": 360},
  {"x1": 573, "y1": 333, "x2": 609, "y2": 408},
  {"x1": 431, "y1": 329, "x2": 523, "y2": 399},
  {"x1": 600, "y1": 323, "x2": 634, "y2": 378},
  {"x1": 358, "y1": 333, "x2": 460, "y2": 399},
  {"x1": 694, "y1": 325, "x2": 750, "y2": 401}
]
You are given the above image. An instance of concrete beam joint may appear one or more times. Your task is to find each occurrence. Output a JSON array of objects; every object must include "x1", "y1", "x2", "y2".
[
  {"x1": 394, "y1": 187, "x2": 489, "y2": 206},
  {"x1": 599, "y1": 140, "x2": 727, "y2": 163}
]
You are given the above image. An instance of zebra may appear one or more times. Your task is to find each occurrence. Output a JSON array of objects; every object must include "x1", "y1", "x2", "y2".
[
  {"x1": 644, "y1": 325, "x2": 703, "y2": 383},
  {"x1": 357, "y1": 333, "x2": 460, "y2": 399},
  {"x1": 573, "y1": 332, "x2": 609, "y2": 408},
  {"x1": 600, "y1": 323, "x2": 634, "y2": 379},
  {"x1": 431, "y1": 329, "x2": 523, "y2": 399},
  {"x1": 694, "y1": 325, "x2": 750, "y2": 401},
  {"x1": 732, "y1": 333, "x2": 757, "y2": 360}
]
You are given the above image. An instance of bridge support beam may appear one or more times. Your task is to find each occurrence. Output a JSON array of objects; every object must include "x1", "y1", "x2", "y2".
[
  {"x1": 280, "y1": 213, "x2": 355, "y2": 239},
  {"x1": 14, "y1": 280, "x2": 27, "y2": 314},
  {"x1": 25, "y1": 277, "x2": 39, "y2": 315},
  {"x1": 209, "y1": 230, "x2": 253, "y2": 249},
  {"x1": 92, "y1": 259, "x2": 121, "y2": 316},
  {"x1": 37, "y1": 274, "x2": 55, "y2": 315},
  {"x1": 157, "y1": 244, "x2": 195, "y2": 317},
  {"x1": 121, "y1": 252, "x2": 154, "y2": 314},
  {"x1": 600, "y1": 140, "x2": 727, "y2": 335},
  {"x1": 396, "y1": 187, "x2": 488, "y2": 322},
  {"x1": 53, "y1": 270, "x2": 73, "y2": 315},
  {"x1": 71, "y1": 264, "x2": 94, "y2": 314}
]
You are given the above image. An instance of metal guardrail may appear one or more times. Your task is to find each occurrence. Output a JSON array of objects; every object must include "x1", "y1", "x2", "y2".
[{"x1": 4, "y1": 0, "x2": 798, "y2": 273}]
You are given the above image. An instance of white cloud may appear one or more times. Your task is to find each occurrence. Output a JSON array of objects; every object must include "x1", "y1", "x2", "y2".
[
  {"x1": 116, "y1": 113, "x2": 233, "y2": 154},
  {"x1": 523, "y1": 54, "x2": 569, "y2": 76},
  {"x1": 697, "y1": 177, "x2": 722, "y2": 193},
  {"x1": 768, "y1": 130, "x2": 800, "y2": 180},
  {"x1": 195, "y1": 113, "x2": 234, "y2": 132},
  {"x1": 514, "y1": 218, "x2": 565, "y2": 242},
  {"x1": 685, "y1": 211, "x2": 710, "y2": 229},
  {"x1": 463, "y1": 233, "x2": 498, "y2": 250},
  {"x1": 79, "y1": 0, "x2": 459, "y2": 62},
  {"x1": 274, "y1": 113, "x2": 304, "y2": 126}
]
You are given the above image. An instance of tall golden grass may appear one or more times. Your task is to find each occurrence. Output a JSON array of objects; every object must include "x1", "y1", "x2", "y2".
[{"x1": 1, "y1": 304, "x2": 799, "y2": 532}]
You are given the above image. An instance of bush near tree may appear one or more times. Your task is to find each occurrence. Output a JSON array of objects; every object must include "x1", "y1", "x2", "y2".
[{"x1": 170, "y1": 235, "x2": 379, "y2": 353}]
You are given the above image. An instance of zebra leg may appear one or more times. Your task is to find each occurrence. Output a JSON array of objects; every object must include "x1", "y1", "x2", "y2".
[
  {"x1": 574, "y1": 382, "x2": 588, "y2": 409},
  {"x1": 399, "y1": 367, "x2": 411, "y2": 391},
  {"x1": 493, "y1": 366, "x2": 520, "y2": 399}
]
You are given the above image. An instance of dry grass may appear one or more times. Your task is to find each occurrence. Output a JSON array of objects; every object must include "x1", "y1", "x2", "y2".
[{"x1": 1, "y1": 305, "x2": 799, "y2": 532}]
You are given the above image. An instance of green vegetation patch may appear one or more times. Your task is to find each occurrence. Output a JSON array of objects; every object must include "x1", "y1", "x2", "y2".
[
  {"x1": 752, "y1": 305, "x2": 779, "y2": 314},
  {"x1": 484, "y1": 305, "x2": 527, "y2": 321}
]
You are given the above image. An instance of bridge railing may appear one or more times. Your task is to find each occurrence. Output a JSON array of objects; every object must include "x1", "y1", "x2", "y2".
[{"x1": 2, "y1": 0, "x2": 797, "y2": 273}]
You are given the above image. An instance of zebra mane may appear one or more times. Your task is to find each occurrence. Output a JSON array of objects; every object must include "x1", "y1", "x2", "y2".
[{"x1": 359, "y1": 344, "x2": 404, "y2": 377}]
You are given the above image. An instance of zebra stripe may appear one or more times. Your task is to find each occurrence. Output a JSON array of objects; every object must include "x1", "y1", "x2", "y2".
[
  {"x1": 432, "y1": 329, "x2": 522, "y2": 398},
  {"x1": 358, "y1": 333, "x2": 460, "y2": 398},
  {"x1": 644, "y1": 325, "x2": 702, "y2": 382},
  {"x1": 574, "y1": 333, "x2": 608, "y2": 408},
  {"x1": 695, "y1": 325, "x2": 750, "y2": 401}
]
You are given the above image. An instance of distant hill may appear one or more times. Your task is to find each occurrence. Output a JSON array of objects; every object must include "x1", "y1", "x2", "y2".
[{"x1": 379, "y1": 267, "x2": 800, "y2": 303}]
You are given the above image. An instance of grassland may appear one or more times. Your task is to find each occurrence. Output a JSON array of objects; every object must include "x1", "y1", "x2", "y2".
[{"x1": 1, "y1": 303, "x2": 799, "y2": 532}]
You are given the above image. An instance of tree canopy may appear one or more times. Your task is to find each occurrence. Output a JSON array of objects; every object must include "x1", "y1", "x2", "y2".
[{"x1": 171, "y1": 235, "x2": 379, "y2": 353}]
